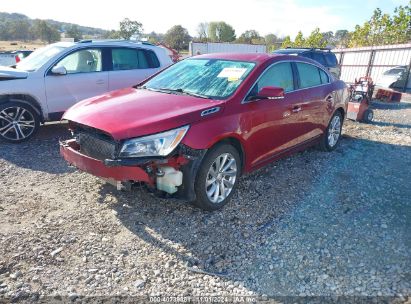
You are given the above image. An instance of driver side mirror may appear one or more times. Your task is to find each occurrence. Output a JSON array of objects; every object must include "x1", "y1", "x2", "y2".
[
  {"x1": 51, "y1": 66, "x2": 67, "y2": 76},
  {"x1": 249, "y1": 86, "x2": 284, "y2": 101}
]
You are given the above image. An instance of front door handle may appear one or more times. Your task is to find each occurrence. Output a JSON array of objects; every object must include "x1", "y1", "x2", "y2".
[
  {"x1": 292, "y1": 106, "x2": 302, "y2": 113},
  {"x1": 96, "y1": 79, "x2": 105, "y2": 85}
]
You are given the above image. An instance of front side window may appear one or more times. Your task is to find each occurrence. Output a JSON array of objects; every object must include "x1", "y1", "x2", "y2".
[
  {"x1": 55, "y1": 49, "x2": 102, "y2": 74},
  {"x1": 112, "y1": 48, "x2": 160, "y2": 70},
  {"x1": 253, "y1": 62, "x2": 294, "y2": 93},
  {"x1": 144, "y1": 59, "x2": 255, "y2": 99},
  {"x1": 296, "y1": 62, "x2": 322, "y2": 89}
]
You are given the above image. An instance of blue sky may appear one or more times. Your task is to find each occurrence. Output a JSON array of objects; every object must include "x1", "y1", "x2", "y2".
[{"x1": 1, "y1": 0, "x2": 409, "y2": 37}]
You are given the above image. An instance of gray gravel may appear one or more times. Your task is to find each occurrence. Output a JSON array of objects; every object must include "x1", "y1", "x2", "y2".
[{"x1": 0, "y1": 101, "x2": 410, "y2": 302}]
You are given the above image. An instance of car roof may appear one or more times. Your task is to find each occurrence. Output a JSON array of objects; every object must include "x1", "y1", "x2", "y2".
[
  {"x1": 273, "y1": 48, "x2": 333, "y2": 54},
  {"x1": 189, "y1": 53, "x2": 323, "y2": 66},
  {"x1": 51, "y1": 40, "x2": 162, "y2": 51}
]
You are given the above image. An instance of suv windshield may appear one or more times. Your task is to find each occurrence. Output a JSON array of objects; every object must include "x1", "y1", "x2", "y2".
[
  {"x1": 16, "y1": 45, "x2": 67, "y2": 72},
  {"x1": 144, "y1": 59, "x2": 255, "y2": 99}
]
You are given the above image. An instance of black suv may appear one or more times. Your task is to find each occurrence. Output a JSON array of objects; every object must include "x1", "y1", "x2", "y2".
[{"x1": 273, "y1": 48, "x2": 340, "y2": 78}]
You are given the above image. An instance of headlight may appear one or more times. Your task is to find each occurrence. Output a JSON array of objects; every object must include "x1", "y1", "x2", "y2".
[{"x1": 119, "y1": 125, "x2": 189, "y2": 158}]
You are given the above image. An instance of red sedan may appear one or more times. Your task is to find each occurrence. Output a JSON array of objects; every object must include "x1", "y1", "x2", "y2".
[{"x1": 61, "y1": 53, "x2": 348, "y2": 210}]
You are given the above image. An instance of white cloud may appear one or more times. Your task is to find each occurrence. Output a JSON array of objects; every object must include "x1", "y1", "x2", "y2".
[{"x1": 1, "y1": 0, "x2": 349, "y2": 38}]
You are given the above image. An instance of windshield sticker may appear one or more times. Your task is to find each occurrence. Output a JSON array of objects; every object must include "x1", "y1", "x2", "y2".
[{"x1": 217, "y1": 68, "x2": 247, "y2": 79}]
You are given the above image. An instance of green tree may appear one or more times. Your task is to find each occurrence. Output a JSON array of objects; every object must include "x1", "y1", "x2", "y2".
[
  {"x1": 334, "y1": 30, "x2": 349, "y2": 47},
  {"x1": 305, "y1": 28, "x2": 327, "y2": 48},
  {"x1": 65, "y1": 25, "x2": 82, "y2": 41},
  {"x1": 281, "y1": 36, "x2": 293, "y2": 48},
  {"x1": 146, "y1": 31, "x2": 164, "y2": 44},
  {"x1": 103, "y1": 30, "x2": 122, "y2": 39},
  {"x1": 293, "y1": 31, "x2": 305, "y2": 47},
  {"x1": 321, "y1": 31, "x2": 334, "y2": 46},
  {"x1": 237, "y1": 30, "x2": 262, "y2": 44},
  {"x1": 8, "y1": 20, "x2": 31, "y2": 41},
  {"x1": 208, "y1": 21, "x2": 236, "y2": 42},
  {"x1": 348, "y1": 3, "x2": 411, "y2": 47},
  {"x1": 164, "y1": 25, "x2": 191, "y2": 50},
  {"x1": 33, "y1": 20, "x2": 60, "y2": 43},
  {"x1": 119, "y1": 18, "x2": 143, "y2": 40}
]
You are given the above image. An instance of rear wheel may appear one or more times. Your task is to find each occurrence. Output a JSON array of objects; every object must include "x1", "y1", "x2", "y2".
[
  {"x1": 0, "y1": 101, "x2": 40, "y2": 143},
  {"x1": 193, "y1": 144, "x2": 241, "y2": 211},
  {"x1": 363, "y1": 109, "x2": 373, "y2": 123},
  {"x1": 319, "y1": 111, "x2": 343, "y2": 152}
]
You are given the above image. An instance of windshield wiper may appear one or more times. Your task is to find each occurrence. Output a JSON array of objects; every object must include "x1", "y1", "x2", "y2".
[{"x1": 148, "y1": 87, "x2": 211, "y2": 99}]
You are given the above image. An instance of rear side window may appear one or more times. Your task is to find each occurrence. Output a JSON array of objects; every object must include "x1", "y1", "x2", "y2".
[
  {"x1": 311, "y1": 52, "x2": 326, "y2": 66},
  {"x1": 111, "y1": 48, "x2": 160, "y2": 70},
  {"x1": 319, "y1": 69, "x2": 329, "y2": 84},
  {"x1": 255, "y1": 62, "x2": 294, "y2": 92},
  {"x1": 324, "y1": 53, "x2": 338, "y2": 67},
  {"x1": 296, "y1": 62, "x2": 322, "y2": 88}
]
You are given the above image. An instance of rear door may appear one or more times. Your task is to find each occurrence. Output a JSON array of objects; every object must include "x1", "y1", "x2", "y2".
[
  {"x1": 108, "y1": 47, "x2": 162, "y2": 91},
  {"x1": 45, "y1": 47, "x2": 108, "y2": 114},
  {"x1": 294, "y1": 62, "x2": 333, "y2": 140}
]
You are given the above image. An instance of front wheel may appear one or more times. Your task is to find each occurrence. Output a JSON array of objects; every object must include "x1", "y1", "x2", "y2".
[
  {"x1": 319, "y1": 111, "x2": 343, "y2": 152},
  {"x1": 193, "y1": 144, "x2": 241, "y2": 211},
  {"x1": 0, "y1": 101, "x2": 40, "y2": 143}
]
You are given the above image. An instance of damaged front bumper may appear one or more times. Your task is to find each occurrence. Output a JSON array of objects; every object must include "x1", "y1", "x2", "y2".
[{"x1": 60, "y1": 139, "x2": 206, "y2": 201}]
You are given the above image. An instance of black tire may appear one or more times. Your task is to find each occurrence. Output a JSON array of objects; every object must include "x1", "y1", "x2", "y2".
[
  {"x1": 363, "y1": 109, "x2": 373, "y2": 123},
  {"x1": 319, "y1": 111, "x2": 343, "y2": 152},
  {"x1": 0, "y1": 101, "x2": 40, "y2": 143},
  {"x1": 193, "y1": 144, "x2": 241, "y2": 211}
]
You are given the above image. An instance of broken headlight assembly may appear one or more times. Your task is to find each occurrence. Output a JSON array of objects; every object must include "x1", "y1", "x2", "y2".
[{"x1": 118, "y1": 125, "x2": 189, "y2": 158}]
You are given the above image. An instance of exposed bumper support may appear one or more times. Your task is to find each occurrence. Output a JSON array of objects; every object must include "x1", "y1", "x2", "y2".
[
  {"x1": 60, "y1": 139, "x2": 207, "y2": 202},
  {"x1": 60, "y1": 139, "x2": 151, "y2": 183}
]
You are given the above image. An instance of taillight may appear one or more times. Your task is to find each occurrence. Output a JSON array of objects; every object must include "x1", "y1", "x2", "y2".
[{"x1": 15, "y1": 55, "x2": 20, "y2": 63}]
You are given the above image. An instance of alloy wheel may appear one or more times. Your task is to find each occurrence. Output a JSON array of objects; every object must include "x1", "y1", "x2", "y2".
[
  {"x1": 327, "y1": 115, "x2": 341, "y2": 147},
  {"x1": 0, "y1": 106, "x2": 36, "y2": 141},
  {"x1": 205, "y1": 152, "x2": 237, "y2": 204}
]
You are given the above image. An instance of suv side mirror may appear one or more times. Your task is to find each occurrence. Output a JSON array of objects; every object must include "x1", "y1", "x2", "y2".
[
  {"x1": 51, "y1": 66, "x2": 67, "y2": 75},
  {"x1": 249, "y1": 86, "x2": 284, "y2": 101}
]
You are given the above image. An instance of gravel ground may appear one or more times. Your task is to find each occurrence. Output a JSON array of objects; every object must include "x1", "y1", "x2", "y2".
[{"x1": 0, "y1": 101, "x2": 410, "y2": 302}]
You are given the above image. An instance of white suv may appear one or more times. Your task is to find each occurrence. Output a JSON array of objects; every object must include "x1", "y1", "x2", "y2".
[{"x1": 0, "y1": 40, "x2": 172, "y2": 143}]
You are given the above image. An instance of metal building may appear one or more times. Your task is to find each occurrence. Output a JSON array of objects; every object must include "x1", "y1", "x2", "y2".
[{"x1": 333, "y1": 43, "x2": 411, "y2": 92}]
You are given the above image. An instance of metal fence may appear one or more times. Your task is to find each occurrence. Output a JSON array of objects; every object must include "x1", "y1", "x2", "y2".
[{"x1": 333, "y1": 43, "x2": 411, "y2": 92}]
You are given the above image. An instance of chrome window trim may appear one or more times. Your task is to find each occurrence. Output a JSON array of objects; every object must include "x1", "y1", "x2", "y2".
[{"x1": 241, "y1": 59, "x2": 331, "y2": 104}]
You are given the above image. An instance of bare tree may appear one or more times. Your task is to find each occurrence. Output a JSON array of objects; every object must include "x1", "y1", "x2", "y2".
[{"x1": 196, "y1": 22, "x2": 209, "y2": 42}]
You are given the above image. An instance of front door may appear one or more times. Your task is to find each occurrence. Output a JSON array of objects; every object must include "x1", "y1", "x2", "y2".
[
  {"x1": 45, "y1": 48, "x2": 108, "y2": 115},
  {"x1": 243, "y1": 61, "x2": 307, "y2": 168}
]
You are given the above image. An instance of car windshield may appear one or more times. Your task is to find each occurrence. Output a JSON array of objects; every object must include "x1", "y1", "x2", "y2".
[
  {"x1": 383, "y1": 68, "x2": 405, "y2": 75},
  {"x1": 16, "y1": 45, "x2": 67, "y2": 72},
  {"x1": 144, "y1": 59, "x2": 255, "y2": 99}
]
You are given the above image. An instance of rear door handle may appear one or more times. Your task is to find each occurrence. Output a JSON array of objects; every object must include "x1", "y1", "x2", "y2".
[
  {"x1": 96, "y1": 79, "x2": 105, "y2": 85},
  {"x1": 292, "y1": 106, "x2": 302, "y2": 113}
]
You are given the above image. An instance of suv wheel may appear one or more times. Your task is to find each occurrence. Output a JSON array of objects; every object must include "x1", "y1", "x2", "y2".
[
  {"x1": 319, "y1": 111, "x2": 343, "y2": 151},
  {"x1": 193, "y1": 144, "x2": 241, "y2": 211},
  {"x1": 0, "y1": 101, "x2": 40, "y2": 143}
]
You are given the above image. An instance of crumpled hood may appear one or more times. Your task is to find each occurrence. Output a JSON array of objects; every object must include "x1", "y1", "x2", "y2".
[
  {"x1": 63, "y1": 87, "x2": 225, "y2": 140},
  {"x1": 0, "y1": 66, "x2": 28, "y2": 79}
]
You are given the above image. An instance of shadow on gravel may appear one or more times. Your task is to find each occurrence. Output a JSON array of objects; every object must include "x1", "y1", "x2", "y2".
[
  {"x1": 0, "y1": 122, "x2": 72, "y2": 174},
  {"x1": 371, "y1": 100, "x2": 411, "y2": 110},
  {"x1": 100, "y1": 135, "x2": 411, "y2": 296},
  {"x1": 371, "y1": 121, "x2": 411, "y2": 129}
]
